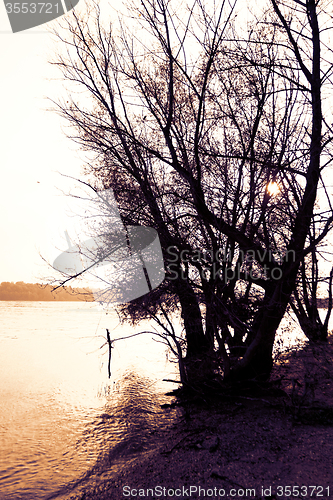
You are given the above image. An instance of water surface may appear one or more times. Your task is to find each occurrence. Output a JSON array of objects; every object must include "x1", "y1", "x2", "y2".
[{"x1": 0, "y1": 301, "x2": 178, "y2": 500}]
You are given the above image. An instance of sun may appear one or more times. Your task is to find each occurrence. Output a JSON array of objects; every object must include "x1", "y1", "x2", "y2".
[{"x1": 266, "y1": 181, "x2": 280, "y2": 196}]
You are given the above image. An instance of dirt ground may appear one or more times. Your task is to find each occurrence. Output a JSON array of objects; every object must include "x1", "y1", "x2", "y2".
[{"x1": 50, "y1": 340, "x2": 333, "y2": 500}]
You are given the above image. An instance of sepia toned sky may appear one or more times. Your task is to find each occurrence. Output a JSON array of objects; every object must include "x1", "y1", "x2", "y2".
[
  {"x1": 0, "y1": 3, "x2": 88, "y2": 283},
  {"x1": 1, "y1": 0, "x2": 331, "y2": 284},
  {"x1": 0, "y1": 0, "x2": 233, "y2": 284},
  {"x1": 0, "y1": 0, "x2": 255, "y2": 286}
]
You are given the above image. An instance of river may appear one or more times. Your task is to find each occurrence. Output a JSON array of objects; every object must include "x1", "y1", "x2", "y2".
[{"x1": 0, "y1": 301, "x2": 179, "y2": 500}]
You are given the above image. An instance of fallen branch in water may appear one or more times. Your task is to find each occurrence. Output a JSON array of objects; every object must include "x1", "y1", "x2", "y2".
[
  {"x1": 103, "y1": 329, "x2": 157, "y2": 378},
  {"x1": 106, "y1": 329, "x2": 113, "y2": 378}
]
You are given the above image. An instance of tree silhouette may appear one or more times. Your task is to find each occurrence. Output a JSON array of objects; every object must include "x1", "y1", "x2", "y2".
[{"x1": 51, "y1": 0, "x2": 333, "y2": 387}]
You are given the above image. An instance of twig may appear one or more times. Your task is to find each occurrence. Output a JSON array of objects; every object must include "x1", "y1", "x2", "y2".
[{"x1": 106, "y1": 328, "x2": 113, "y2": 378}]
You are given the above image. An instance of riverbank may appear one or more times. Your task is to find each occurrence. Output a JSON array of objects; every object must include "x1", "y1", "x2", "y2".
[{"x1": 50, "y1": 340, "x2": 333, "y2": 500}]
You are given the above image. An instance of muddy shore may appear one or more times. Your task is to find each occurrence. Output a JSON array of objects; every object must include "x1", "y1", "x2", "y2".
[{"x1": 50, "y1": 341, "x2": 333, "y2": 500}]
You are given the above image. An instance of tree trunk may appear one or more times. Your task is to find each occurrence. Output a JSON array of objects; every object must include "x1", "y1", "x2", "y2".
[{"x1": 175, "y1": 279, "x2": 208, "y2": 358}]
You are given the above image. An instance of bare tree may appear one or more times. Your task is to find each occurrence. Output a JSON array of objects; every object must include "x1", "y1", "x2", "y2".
[{"x1": 50, "y1": 0, "x2": 333, "y2": 387}]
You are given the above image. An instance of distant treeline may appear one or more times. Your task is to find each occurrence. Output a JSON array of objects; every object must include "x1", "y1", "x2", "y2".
[{"x1": 0, "y1": 282, "x2": 95, "y2": 301}]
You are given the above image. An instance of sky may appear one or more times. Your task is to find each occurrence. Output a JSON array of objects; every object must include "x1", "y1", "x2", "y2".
[
  {"x1": 0, "y1": 0, "x2": 332, "y2": 285},
  {"x1": 0, "y1": 0, "x2": 246, "y2": 285},
  {"x1": 0, "y1": 3, "x2": 88, "y2": 283}
]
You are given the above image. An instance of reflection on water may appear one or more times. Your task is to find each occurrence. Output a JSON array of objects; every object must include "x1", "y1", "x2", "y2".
[
  {"x1": 0, "y1": 302, "x2": 179, "y2": 500},
  {"x1": 49, "y1": 372, "x2": 180, "y2": 500},
  {"x1": 80, "y1": 370, "x2": 178, "y2": 469}
]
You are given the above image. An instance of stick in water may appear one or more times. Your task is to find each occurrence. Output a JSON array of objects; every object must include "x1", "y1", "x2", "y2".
[{"x1": 106, "y1": 329, "x2": 113, "y2": 378}]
